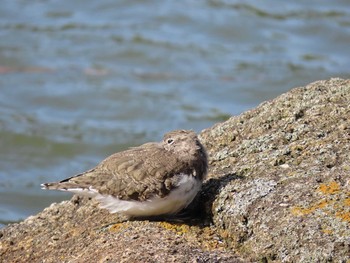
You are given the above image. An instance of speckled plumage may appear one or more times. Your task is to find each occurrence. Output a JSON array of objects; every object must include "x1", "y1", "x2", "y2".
[{"x1": 42, "y1": 130, "x2": 207, "y2": 217}]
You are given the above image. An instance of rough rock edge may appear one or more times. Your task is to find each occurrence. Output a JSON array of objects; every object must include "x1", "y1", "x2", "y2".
[{"x1": 200, "y1": 78, "x2": 350, "y2": 262}]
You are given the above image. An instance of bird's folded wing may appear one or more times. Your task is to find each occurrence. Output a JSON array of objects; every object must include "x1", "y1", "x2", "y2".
[{"x1": 43, "y1": 145, "x2": 188, "y2": 201}]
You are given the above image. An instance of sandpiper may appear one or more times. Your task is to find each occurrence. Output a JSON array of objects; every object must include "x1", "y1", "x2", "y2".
[{"x1": 42, "y1": 130, "x2": 208, "y2": 218}]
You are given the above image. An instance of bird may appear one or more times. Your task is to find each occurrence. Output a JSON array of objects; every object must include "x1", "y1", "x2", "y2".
[{"x1": 41, "y1": 130, "x2": 208, "y2": 218}]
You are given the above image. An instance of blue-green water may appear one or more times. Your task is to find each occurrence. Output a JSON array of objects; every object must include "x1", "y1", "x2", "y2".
[{"x1": 1, "y1": 0, "x2": 349, "y2": 227}]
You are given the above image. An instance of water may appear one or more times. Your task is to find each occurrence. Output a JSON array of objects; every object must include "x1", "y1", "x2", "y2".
[{"x1": 0, "y1": 0, "x2": 349, "y2": 227}]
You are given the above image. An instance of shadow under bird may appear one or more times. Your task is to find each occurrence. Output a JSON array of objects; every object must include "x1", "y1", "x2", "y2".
[{"x1": 41, "y1": 130, "x2": 208, "y2": 218}]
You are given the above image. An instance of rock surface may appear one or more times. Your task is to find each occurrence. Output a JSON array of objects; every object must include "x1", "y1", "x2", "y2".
[{"x1": 1, "y1": 78, "x2": 350, "y2": 262}]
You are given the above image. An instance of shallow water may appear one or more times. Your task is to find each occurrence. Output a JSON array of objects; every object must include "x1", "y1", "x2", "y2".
[{"x1": 1, "y1": 0, "x2": 349, "y2": 227}]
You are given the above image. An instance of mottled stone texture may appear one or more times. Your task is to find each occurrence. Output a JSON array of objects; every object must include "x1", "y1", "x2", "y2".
[
  {"x1": 200, "y1": 78, "x2": 350, "y2": 262},
  {"x1": 1, "y1": 78, "x2": 349, "y2": 262}
]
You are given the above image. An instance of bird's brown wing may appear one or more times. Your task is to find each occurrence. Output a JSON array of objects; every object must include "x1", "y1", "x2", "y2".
[{"x1": 43, "y1": 144, "x2": 190, "y2": 201}]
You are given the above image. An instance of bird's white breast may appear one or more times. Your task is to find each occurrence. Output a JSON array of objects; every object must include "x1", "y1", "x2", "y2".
[{"x1": 91, "y1": 174, "x2": 202, "y2": 217}]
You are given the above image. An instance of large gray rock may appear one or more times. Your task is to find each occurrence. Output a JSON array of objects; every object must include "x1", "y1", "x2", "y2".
[
  {"x1": 1, "y1": 78, "x2": 349, "y2": 262},
  {"x1": 200, "y1": 78, "x2": 350, "y2": 262}
]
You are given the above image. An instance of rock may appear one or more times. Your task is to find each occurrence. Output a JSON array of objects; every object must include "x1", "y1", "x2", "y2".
[
  {"x1": 200, "y1": 78, "x2": 350, "y2": 262},
  {"x1": 1, "y1": 78, "x2": 350, "y2": 262},
  {"x1": 0, "y1": 197, "x2": 242, "y2": 263}
]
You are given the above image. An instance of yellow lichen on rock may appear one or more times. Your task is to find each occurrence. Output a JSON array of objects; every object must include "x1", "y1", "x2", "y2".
[
  {"x1": 335, "y1": 211, "x2": 350, "y2": 223},
  {"x1": 318, "y1": 181, "x2": 340, "y2": 195},
  {"x1": 291, "y1": 181, "x2": 350, "y2": 224},
  {"x1": 321, "y1": 228, "x2": 333, "y2": 235},
  {"x1": 291, "y1": 199, "x2": 330, "y2": 216},
  {"x1": 344, "y1": 198, "x2": 350, "y2": 207},
  {"x1": 108, "y1": 223, "x2": 126, "y2": 232},
  {"x1": 159, "y1": 222, "x2": 191, "y2": 235}
]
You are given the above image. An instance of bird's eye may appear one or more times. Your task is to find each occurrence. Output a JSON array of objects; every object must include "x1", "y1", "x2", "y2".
[{"x1": 167, "y1": 138, "x2": 174, "y2": 144}]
